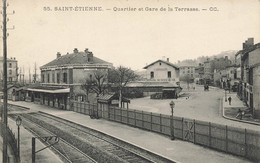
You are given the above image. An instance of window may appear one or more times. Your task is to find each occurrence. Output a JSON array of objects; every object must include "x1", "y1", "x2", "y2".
[
  {"x1": 9, "y1": 63, "x2": 12, "y2": 68},
  {"x1": 57, "y1": 73, "x2": 60, "y2": 83},
  {"x1": 9, "y1": 70, "x2": 12, "y2": 75},
  {"x1": 77, "y1": 95, "x2": 84, "y2": 102},
  {"x1": 52, "y1": 73, "x2": 55, "y2": 83},
  {"x1": 168, "y1": 71, "x2": 171, "y2": 78},
  {"x1": 150, "y1": 71, "x2": 154, "y2": 79},
  {"x1": 42, "y1": 74, "x2": 45, "y2": 82},
  {"x1": 9, "y1": 77, "x2": 12, "y2": 82},
  {"x1": 47, "y1": 74, "x2": 50, "y2": 83},
  {"x1": 90, "y1": 74, "x2": 93, "y2": 80},
  {"x1": 159, "y1": 62, "x2": 161, "y2": 66},
  {"x1": 63, "y1": 73, "x2": 67, "y2": 83}
]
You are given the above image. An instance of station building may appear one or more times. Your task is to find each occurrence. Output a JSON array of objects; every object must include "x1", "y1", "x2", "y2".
[{"x1": 25, "y1": 48, "x2": 113, "y2": 110}]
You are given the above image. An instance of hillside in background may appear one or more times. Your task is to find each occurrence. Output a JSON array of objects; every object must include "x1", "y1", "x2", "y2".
[{"x1": 176, "y1": 50, "x2": 238, "y2": 66}]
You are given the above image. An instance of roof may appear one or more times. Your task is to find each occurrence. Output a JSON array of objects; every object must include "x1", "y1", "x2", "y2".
[
  {"x1": 240, "y1": 43, "x2": 260, "y2": 59},
  {"x1": 143, "y1": 60, "x2": 179, "y2": 69},
  {"x1": 0, "y1": 57, "x2": 17, "y2": 62},
  {"x1": 177, "y1": 62, "x2": 197, "y2": 67},
  {"x1": 98, "y1": 93, "x2": 130, "y2": 103},
  {"x1": 126, "y1": 81, "x2": 180, "y2": 88},
  {"x1": 97, "y1": 93, "x2": 115, "y2": 101},
  {"x1": 26, "y1": 85, "x2": 70, "y2": 93},
  {"x1": 27, "y1": 87, "x2": 70, "y2": 93},
  {"x1": 41, "y1": 50, "x2": 112, "y2": 68}
]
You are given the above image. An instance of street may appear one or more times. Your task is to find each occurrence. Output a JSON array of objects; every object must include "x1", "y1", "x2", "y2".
[{"x1": 129, "y1": 85, "x2": 260, "y2": 131}]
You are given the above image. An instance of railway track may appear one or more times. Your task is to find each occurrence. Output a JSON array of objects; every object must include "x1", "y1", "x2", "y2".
[
  {"x1": 9, "y1": 114, "x2": 97, "y2": 163},
  {"x1": 12, "y1": 111, "x2": 175, "y2": 163}
]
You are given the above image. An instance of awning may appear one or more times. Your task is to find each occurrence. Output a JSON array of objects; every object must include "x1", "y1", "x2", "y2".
[{"x1": 27, "y1": 88, "x2": 70, "y2": 94}]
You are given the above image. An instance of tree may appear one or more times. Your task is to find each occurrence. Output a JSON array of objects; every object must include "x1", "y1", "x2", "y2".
[
  {"x1": 91, "y1": 70, "x2": 109, "y2": 96},
  {"x1": 108, "y1": 66, "x2": 138, "y2": 108},
  {"x1": 181, "y1": 75, "x2": 194, "y2": 91},
  {"x1": 81, "y1": 69, "x2": 109, "y2": 102},
  {"x1": 81, "y1": 78, "x2": 94, "y2": 102}
]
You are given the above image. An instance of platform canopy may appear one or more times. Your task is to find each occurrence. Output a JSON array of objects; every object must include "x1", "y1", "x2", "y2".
[{"x1": 27, "y1": 87, "x2": 70, "y2": 94}]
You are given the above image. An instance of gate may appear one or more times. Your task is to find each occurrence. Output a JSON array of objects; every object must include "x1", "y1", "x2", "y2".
[{"x1": 183, "y1": 119, "x2": 195, "y2": 142}]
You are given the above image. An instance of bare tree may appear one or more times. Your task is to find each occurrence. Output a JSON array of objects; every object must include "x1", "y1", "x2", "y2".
[
  {"x1": 108, "y1": 66, "x2": 138, "y2": 108},
  {"x1": 81, "y1": 78, "x2": 94, "y2": 102},
  {"x1": 81, "y1": 69, "x2": 109, "y2": 102},
  {"x1": 91, "y1": 70, "x2": 109, "y2": 96}
]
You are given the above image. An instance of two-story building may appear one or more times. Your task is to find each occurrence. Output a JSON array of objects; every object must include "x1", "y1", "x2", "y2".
[
  {"x1": 25, "y1": 48, "x2": 113, "y2": 110},
  {"x1": 143, "y1": 58, "x2": 180, "y2": 84}
]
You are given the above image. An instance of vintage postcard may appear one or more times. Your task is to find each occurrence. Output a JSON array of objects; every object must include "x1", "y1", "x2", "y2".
[{"x1": 1, "y1": 0, "x2": 260, "y2": 162}]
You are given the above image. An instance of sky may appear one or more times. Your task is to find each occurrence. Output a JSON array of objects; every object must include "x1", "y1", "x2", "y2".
[{"x1": 1, "y1": 0, "x2": 260, "y2": 76}]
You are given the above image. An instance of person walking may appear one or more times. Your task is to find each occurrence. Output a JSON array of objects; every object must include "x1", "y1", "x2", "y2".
[{"x1": 228, "y1": 96, "x2": 232, "y2": 105}]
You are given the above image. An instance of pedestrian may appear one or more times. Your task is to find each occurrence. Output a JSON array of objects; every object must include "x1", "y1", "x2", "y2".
[
  {"x1": 228, "y1": 96, "x2": 232, "y2": 105},
  {"x1": 236, "y1": 109, "x2": 242, "y2": 120}
]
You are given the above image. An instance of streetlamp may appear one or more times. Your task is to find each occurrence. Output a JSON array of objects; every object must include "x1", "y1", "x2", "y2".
[
  {"x1": 16, "y1": 116, "x2": 22, "y2": 162},
  {"x1": 169, "y1": 101, "x2": 175, "y2": 140}
]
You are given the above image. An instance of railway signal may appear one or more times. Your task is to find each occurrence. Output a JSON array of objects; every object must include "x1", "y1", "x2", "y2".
[{"x1": 32, "y1": 135, "x2": 59, "y2": 163}]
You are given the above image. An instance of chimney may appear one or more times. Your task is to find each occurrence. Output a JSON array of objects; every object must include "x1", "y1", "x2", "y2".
[
  {"x1": 247, "y1": 38, "x2": 254, "y2": 46},
  {"x1": 167, "y1": 58, "x2": 169, "y2": 62},
  {"x1": 243, "y1": 43, "x2": 246, "y2": 50},
  {"x1": 56, "y1": 52, "x2": 61, "y2": 58},
  {"x1": 87, "y1": 51, "x2": 94, "y2": 62},
  {"x1": 225, "y1": 56, "x2": 228, "y2": 60},
  {"x1": 14, "y1": 57, "x2": 16, "y2": 60},
  {"x1": 73, "y1": 48, "x2": 78, "y2": 53}
]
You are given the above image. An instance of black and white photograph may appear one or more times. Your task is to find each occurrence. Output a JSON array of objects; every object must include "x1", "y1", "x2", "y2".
[{"x1": 0, "y1": 0, "x2": 260, "y2": 162}]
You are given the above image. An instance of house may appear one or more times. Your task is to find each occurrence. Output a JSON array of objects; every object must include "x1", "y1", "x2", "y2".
[
  {"x1": 143, "y1": 58, "x2": 180, "y2": 85},
  {"x1": 0, "y1": 57, "x2": 18, "y2": 83},
  {"x1": 203, "y1": 57, "x2": 232, "y2": 85},
  {"x1": 141, "y1": 58, "x2": 181, "y2": 98},
  {"x1": 239, "y1": 41, "x2": 260, "y2": 118},
  {"x1": 213, "y1": 64, "x2": 239, "y2": 89},
  {"x1": 25, "y1": 48, "x2": 113, "y2": 110},
  {"x1": 177, "y1": 62, "x2": 197, "y2": 81},
  {"x1": 195, "y1": 63, "x2": 204, "y2": 84}
]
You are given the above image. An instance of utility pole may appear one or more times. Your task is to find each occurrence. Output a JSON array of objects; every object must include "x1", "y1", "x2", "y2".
[
  {"x1": 2, "y1": 0, "x2": 8, "y2": 162},
  {"x1": 1, "y1": 1, "x2": 15, "y2": 162}
]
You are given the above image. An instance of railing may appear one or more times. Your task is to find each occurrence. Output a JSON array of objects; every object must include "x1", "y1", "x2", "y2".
[
  {"x1": 72, "y1": 101, "x2": 260, "y2": 162},
  {"x1": 0, "y1": 122, "x2": 19, "y2": 162}
]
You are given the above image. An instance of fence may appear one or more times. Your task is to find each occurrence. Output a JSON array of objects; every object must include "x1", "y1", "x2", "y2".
[
  {"x1": 72, "y1": 101, "x2": 260, "y2": 162},
  {"x1": 0, "y1": 122, "x2": 19, "y2": 162}
]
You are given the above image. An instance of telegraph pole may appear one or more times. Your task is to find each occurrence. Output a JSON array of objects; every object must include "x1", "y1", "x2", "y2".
[{"x1": 2, "y1": 0, "x2": 8, "y2": 162}]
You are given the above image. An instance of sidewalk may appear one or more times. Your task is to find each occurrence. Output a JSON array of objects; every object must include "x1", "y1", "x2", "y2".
[
  {"x1": 7, "y1": 114, "x2": 63, "y2": 163},
  {"x1": 222, "y1": 93, "x2": 260, "y2": 125},
  {"x1": 8, "y1": 101, "x2": 252, "y2": 163}
]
